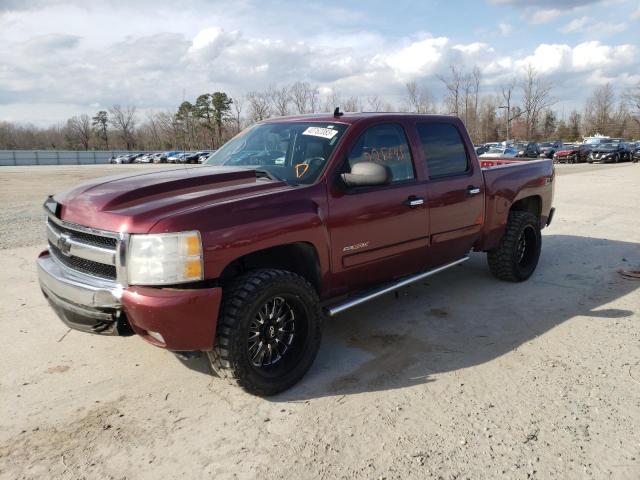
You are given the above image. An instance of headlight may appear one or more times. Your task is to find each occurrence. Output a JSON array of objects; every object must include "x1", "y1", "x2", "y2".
[{"x1": 128, "y1": 231, "x2": 203, "y2": 285}]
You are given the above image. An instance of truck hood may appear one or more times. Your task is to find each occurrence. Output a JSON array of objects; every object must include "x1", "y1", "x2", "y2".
[{"x1": 54, "y1": 166, "x2": 291, "y2": 233}]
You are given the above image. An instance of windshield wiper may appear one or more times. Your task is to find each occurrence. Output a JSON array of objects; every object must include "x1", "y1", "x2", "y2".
[{"x1": 254, "y1": 168, "x2": 281, "y2": 181}]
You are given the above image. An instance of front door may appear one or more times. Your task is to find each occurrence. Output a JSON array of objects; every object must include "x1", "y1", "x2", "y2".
[{"x1": 326, "y1": 122, "x2": 429, "y2": 296}]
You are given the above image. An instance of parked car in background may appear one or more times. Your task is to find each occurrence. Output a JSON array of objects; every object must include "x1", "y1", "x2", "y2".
[
  {"x1": 583, "y1": 135, "x2": 611, "y2": 147},
  {"x1": 620, "y1": 142, "x2": 633, "y2": 161},
  {"x1": 553, "y1": 144, "x2": 591, "y2": 164},
  {"x1": 632, "y1": 142, "x2": 640, "y2": 163},
  {"x1": 151, "y1": 152, "x2": 167, "y2": 163},
  {"x1": 513, "y1": 142, "x2": 541, "y2": 159},
  {"x1": 135, "y1": 153, "x2": 154, "y2": 163},
  {"x1": 198, "y1": 150, "x2": 216, "y2": 163},
  {"x1": 110, "y1": 154, "x2": 130, "y2": 164},
  {"x1": 479, "y1": 147, "x2": 518, "y2": 159},
  {"x1": 539, "y1": 141, "x2": 562, "y2": 159},
  {"x1": 174, "y1": 152, "x2": 192, "y2": 163},
  {"x1": 587, "y1": 142, "x2": 628, "y2": 163},
  {"x1": 166, "y1": 152, "x2": 185, "y2": 163},
  {"x1": 184, "y1": 152, "x2": 212, "y2": 164},
  {"x1": 475, "y1": 145, "x2": 490, "y2": 156}
]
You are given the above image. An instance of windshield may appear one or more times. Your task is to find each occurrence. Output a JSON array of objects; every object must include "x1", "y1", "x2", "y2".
[
  {"x1": 204, "y1": 122, "x2": 348, "y2": 185},
  {"x1": 584, "y1": 138, "x2": 607, "y2": 145},
  {"x1": 487, "y1": 148, "x2": 504, "y2": 154}
]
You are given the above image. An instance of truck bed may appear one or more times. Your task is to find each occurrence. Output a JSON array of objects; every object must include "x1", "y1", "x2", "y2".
[{"x1": 478, "y1": 157, "x2": 554, "y2": 251}]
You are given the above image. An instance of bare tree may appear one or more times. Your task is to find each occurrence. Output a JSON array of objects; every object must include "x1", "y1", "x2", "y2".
[
  {"x1": 499, "y1": 77, "x2": 517, "y2": 140},
  {"x1": 290, "y1": 81, "x2": 319, "y2": 114},
  {"x1": 268, "y1": 84, "x2": 291, "y2": 117},
  {"x1": 478, "y1": 94, "x2": 500, "y2": 143},
  {"x1": 144, "y1": 111, "x2": 162, "y2": 149},
  {"x1": 624, "y1": 82, "x2": 640, "y2": 124},
  {"x1": 67, "y1": 114, "x2": 92, "y2": 150},
  {"x1": 232, "y1": 94, "x2": 245, "y2": 133},
  {"x1": 323, "y1": 90, "x2": 342, "y2": 112},
  {"x1": 405, "y1": 81, "x2": 433, "y2": 113},
  {"x1": 343, "y1": 96, "x2": 361, "y2": 112},
  {"x1": 439, "y1": 65, "x2": 462, "y2": 116},
  {"x1": 109, "y1": 105, "x2": 137, "y2": 150},
  {"x1": 520, "y1": 65, "x2": 555, "y2": 139},
  {"x1": 366, "y1": 95, "x2": 384, "y2": 112},
  {"x1": 471, "y1": 66, "x2": 482, "y2": 141},
  {"x1": 583, "y1": 83, "x2": 615, "y2": 135},
  {"x1": 246, "y1": 91, "x2": 271, "y2": 122},
  {"x1": 567, "y1": 110, "x2": 581, "y2": 140}
]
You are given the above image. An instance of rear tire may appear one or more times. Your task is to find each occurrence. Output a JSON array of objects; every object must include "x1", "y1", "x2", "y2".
[
  {"x1": 487, "y1": 211, "x2": 541, "y2": 282},
  {"x1": 207, "y1": 269, "x2": 322, "y2": 396}
]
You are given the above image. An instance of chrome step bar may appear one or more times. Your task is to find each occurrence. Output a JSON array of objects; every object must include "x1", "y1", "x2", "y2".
[{"x1": 326, "y1": 256, "x2": 469, "y2": 316}]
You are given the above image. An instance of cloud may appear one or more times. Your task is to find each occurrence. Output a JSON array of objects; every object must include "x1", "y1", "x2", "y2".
[
  {"x1": 515, "y1": 41, "x2": 636, "y2": 74},
  {"x1": 498, "y1": 23, "x2": 513, "y2": 36},
  {"x1": 531, "y1": 9, "x2": 566, "y2": 23},
  {"x1": 492, "y1": 0, "x2": 608, "y2": 25},
  {"x1": 563, "y1": 16, "x2": 590, "y2": 32},
  {"x1": 382, "y1": 37, "x2": 450, "y2": 80},
  {"x1": 22, "y1": 33, "x2": 81, "y2": 53},
  {"x1": 490, "y1": 0, "x2": 600, "y2": 7},
  {"x1": 187, "y1": 27, "x2": 241, "y2": 59}
]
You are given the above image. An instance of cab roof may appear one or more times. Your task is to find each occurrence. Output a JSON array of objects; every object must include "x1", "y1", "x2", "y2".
[{"x1": 260, "y1": 112, "x2": 458, "y2": 126}]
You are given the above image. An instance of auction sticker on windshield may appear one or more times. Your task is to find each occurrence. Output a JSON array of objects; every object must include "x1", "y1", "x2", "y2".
[{"x1": 302, "y1": 127, "x2": 339, "y2": 140}]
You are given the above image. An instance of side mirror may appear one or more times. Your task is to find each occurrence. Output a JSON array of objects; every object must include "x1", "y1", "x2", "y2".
[{"x1": 341, "y1": 161, "x2": 391, "y2": 188}]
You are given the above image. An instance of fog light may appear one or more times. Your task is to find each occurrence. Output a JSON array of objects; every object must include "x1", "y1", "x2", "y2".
[{"x1": 147, "y1": 330, "x2": 165, "y2": 343}]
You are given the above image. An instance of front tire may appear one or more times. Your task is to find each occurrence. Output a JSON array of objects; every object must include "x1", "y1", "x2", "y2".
[
  {"x1": 207, "y1": 269, "x2": 322, "y2": 396},
  {"x1": 487, "y1": 211, "x2": 542, "y2": 282}
]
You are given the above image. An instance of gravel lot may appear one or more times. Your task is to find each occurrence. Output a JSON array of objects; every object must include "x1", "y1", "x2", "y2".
[{"x1": 1, "y1": 163, "x2": 639, "y2": 479}]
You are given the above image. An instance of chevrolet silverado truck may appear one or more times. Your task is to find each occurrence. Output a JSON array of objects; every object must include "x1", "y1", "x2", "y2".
[{"x1": 38, "y1": 112, "x2": 555, "y2": 396}]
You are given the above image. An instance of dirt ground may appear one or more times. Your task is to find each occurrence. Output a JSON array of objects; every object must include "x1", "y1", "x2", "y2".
[{"x1": 0, "y1": 163, "x2": 639, "y2": 480}]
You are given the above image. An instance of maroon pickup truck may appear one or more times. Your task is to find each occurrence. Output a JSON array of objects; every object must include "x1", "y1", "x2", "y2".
[{"x1": 38, "y1": 112, "x2": 554, "y2": 395}]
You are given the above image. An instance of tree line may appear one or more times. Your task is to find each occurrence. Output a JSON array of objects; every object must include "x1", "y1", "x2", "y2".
[{"x1": 1, "y1": 67, "x2": 639, "y2": 151}]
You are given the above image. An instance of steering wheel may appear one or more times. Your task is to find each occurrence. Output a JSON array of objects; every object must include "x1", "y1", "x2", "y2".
[{"x1": 295, "y1": 157, "x2": 325, "y2": 178}]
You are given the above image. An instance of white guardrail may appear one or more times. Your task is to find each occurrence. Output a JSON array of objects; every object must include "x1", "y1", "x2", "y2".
[{"x1": 0, "y1": 150, "x2": 143, "y2": 166}]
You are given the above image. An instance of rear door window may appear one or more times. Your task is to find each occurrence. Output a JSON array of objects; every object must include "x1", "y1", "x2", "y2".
[{"x1": 416, "y1": 123, "x2": 469, "y2": 178}]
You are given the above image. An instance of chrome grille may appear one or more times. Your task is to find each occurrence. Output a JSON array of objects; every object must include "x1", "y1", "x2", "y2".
[
  {"x1": 51, "y1": 221, "x2": 117, "y2": 249},
  {"x1": 49, "y1": 243, "x2": 117, "y2": 280},
  {"x1": 46, "y1": 217, "x2": 119, "y2": 282}
]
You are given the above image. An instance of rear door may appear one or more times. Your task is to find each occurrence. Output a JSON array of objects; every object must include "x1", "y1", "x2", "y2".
[
  {"x1": 414, "y1": 120, "x2": 485, "y2": 265},
  {"x1": 326, "y1": 121, "x2": 429, "y2": 295}
]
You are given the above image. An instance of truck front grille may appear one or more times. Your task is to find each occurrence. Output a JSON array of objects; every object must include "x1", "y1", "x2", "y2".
[
  {"x1": 47, "y1": 218, "x2": 119, "y2": 282},
  {"x1": 49, "y1": 242, "x2": 117, "y2": 280},
  {"x1": 52, "y1": 221, "x2": 117, "y2": 249}
]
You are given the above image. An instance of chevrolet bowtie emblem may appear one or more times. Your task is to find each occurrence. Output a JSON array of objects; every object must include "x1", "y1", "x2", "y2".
[{"x1": 57, "y1": 233, "x2": 72, "y2": 256}]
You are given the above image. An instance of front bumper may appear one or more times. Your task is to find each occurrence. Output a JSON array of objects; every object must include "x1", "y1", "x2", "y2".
[{"x1": 37, "y1": 251, "x2": 222, "y2": 350}]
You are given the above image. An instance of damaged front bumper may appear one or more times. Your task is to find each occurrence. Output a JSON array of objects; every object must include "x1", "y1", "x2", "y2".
[{"x1": 37, "y1": 251, "x2": 222, "y2": 350}]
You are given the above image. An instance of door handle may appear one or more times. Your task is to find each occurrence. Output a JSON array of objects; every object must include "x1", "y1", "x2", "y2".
[
  {"x1": 403, "y1": 196, "x2": 424, "y2": 207},
  {"x1": 467, "y1": 186, "x2": 481, "y2": 196}
]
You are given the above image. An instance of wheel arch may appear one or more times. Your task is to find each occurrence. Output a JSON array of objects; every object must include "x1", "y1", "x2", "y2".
[
  {"x1": 219, "y1": 242, "x2": 323, "y2": 293},
  {"x1": 510, "y1": 195, "x2": 542, "y2": 223}
]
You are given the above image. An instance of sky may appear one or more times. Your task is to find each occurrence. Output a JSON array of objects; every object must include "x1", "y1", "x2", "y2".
[{"x1": 0, "y1": 0, "x2": 639, "y2": 125}]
